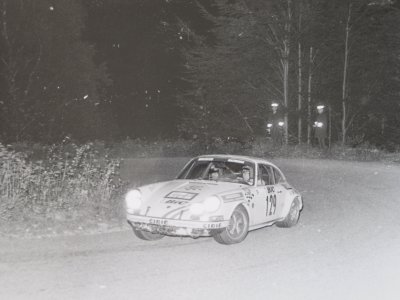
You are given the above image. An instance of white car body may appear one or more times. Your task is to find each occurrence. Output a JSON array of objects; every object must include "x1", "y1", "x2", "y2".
[{"x1": 125, "y1": 155, "x2": 303, "y2": 244}]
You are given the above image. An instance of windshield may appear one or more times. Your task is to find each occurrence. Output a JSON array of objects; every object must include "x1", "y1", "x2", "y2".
[{"x1": 177, "y1": 158, "x2": 255, "y2": 185}]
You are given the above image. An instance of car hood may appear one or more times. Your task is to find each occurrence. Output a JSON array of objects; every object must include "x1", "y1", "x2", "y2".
[{"x1": 136, "y1": 179, "x2": 247, "y2": 219}]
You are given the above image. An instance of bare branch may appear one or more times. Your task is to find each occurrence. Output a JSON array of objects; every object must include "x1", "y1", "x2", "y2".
[{"x1": 233, "y1": 103, "x2": 254, "y2": 134}]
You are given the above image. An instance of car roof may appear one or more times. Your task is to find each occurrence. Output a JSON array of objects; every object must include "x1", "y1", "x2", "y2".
[{"x1": 195, "y1": 154, "x2": 280, "y2": 169}]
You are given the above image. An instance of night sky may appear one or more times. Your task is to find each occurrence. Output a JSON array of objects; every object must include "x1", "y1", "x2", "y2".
[{"x1": 82, "y1": 1, "x2": 202, "y2": 139}]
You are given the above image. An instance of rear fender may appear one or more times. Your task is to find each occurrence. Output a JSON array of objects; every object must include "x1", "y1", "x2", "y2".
[{"x1": 281, "y1": 196, "x2": 302, "y2": 217}]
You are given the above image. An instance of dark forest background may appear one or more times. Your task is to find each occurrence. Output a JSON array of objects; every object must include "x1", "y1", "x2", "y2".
[{"x1": 1, "y1": 0, "x2": 399, "y2": 149}]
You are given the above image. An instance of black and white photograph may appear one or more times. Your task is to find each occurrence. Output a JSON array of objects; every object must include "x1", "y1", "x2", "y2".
[{"x1": 1, "y1": 0, "x2": 400, "y2": 299}]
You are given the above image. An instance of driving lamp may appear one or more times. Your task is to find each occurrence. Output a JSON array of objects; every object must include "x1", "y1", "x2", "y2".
[
  {"x1": 125, "y1": 189, "x2": 142, "y2": 211},
  {"x1": 278, "y1": 121, "x2": 284, "y2": 127},
  {"x1": 203, "y1": 196, "x2": 221, "y2": 213}
]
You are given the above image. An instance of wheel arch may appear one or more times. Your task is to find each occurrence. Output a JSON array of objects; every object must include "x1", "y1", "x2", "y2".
[
  {"x1": 224, "y1": 201, "x2": 251, "y2": 222},
  {"x1": 281, "y1": 195, "x2": 303, "y2": 218}
]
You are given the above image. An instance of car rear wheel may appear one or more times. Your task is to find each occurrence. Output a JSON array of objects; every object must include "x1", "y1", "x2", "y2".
[
  {"x1": 214, "y1": 205, "x2": 249, "y2": 245},
  {"x1": 276, "y1": 199, "x2": 301, "y2": 228},
  {"x1": 133, "y1": 228, "x2": 165, "y2": 241}
]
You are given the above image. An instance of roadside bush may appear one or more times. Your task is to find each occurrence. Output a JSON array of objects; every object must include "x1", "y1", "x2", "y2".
[
  {"x1": 105, "y1": 137, "x2": 400, "y2": 163},
  {"x1": 0, "y1": 142, "x2": 123, "y2": 232}
]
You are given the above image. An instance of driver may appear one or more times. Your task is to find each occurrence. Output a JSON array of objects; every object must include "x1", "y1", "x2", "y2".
[
  {"x1": 241, "y1": 165, "x2": 254, "y2": 185},
  {"x1": 209, "y1": 165, "x2": 220, "y2": 181}
]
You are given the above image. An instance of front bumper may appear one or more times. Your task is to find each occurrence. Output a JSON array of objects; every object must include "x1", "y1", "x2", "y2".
[{"x1": 127, "y1": 214, "x2": 229, "y2": 238}]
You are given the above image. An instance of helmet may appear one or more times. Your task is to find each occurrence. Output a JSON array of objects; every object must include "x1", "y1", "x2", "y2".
[
  {"x1": 210, "y1": 165, "x2": 220, "y2": 173},
  {"x1": 242, "y1": 165, "x2": 251, "y2": 172}
]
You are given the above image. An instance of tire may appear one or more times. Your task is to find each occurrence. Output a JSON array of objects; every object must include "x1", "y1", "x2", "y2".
[
  {"x1": 133, "y1": 228, "x2": 165, "y2": 241},
  {"x1": 213, "y1": 205, "x2": 249, "y2": 245},
  {"x1": 276, "y1": 199, "x2": 301, "y2": 228}
]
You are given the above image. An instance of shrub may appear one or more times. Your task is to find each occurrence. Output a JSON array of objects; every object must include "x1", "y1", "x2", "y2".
[{"x1": 0, "y1": 142, "x2": 123, "y2": 231}]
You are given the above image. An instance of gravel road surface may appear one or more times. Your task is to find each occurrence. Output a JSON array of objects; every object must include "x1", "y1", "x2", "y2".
[{"x1": 1, "y1": 158, "x2": 400, "y2": 300}]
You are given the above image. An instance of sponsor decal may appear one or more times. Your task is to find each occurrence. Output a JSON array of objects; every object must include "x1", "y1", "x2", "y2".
[
  {"x1": 165, "y1": 199, "x2": 187, "y2": 205},
  {"x1": 198, "y1": 157, "x2": 214, "y2": 161},
  {"x1": 165, "y1": 191, "x2": 198, "y2": 200},
  {"x1": 243, "y1": 188, "x2": 254, "y2": 201},
  {"x1": 202, "y1": 223, "x2": 222, "y2": 229},
  {"x1": 149, "y1": 218, "x2": 168, "y2": 225},
  {"x1": 184, "y1": 185, "x2": 204, "y2": 191},
  {"x1": 266, "y1": 194, "x2": 277, "y2": 216},
  {"x1": 222, "y1": 192, "x2": 243, "y2": 202}
]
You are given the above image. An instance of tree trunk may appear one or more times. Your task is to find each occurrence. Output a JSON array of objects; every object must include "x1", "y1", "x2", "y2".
[
  {"x1": 297, "y1": 4, "x2": 303, "y2": 144},
  {"x1": 298, "y1": 42, "x2": 302, "y2": 144},
  {"x1": 341, "y1": 3, "x2": 352, "y2": 146},
  {"x1": 307, "y1": 46, "x2": 313, "y2": 145},
  {"x1": 283, "y1": 0, "x2": 292, "y2": 145}
]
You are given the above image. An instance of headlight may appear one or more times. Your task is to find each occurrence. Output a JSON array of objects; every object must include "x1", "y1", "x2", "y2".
[
  {"x1": 203, "y1": 196, "x2": 221, "y2": 213},
  {"x1": 125, "y1": 189, "x2": 142, "y2": 211},
  {"x1": 278, "y1": 121, "x2": 284, "y2": 127},
  {"x1": 190, "y1": 203, "x2": 205, "y2": 215}
]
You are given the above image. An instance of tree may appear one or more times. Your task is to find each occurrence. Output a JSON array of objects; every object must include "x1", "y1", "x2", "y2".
[
  {"x1": 176, "y1": 0, "x2": 266, "y2": 142},
  {"x1": 0, "y1": 0, "x2": 110, "y2": 143}
]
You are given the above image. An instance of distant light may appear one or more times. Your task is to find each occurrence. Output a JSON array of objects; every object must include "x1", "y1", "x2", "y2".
[
  {"x1": 49, "y1": 6, "x2": 54, "y2": 11},
  {"x1": 83, "y1": 95, "x2": 89, "y2": 100},
  {"x1": 271, "y1": 103, "x2": 279, "y2": 107},
  {"x1": 317, "y1": 105, "x2": 325, "y2": 109},
  {"x1": 157, "y1": 90, "x2": 160, "y2": 93},
  {"x1": 179, "y1": 36, "x2": 183, "y2": 40}
]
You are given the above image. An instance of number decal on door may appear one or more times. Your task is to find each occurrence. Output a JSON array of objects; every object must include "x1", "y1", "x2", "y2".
[{"x1": 266, "y1": 194, "x2": 277, "y2": 216}]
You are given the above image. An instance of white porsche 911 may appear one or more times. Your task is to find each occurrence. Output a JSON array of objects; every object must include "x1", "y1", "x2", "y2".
[{"x1": 125, "y1": 155, "x2": 303, "y2": 245}]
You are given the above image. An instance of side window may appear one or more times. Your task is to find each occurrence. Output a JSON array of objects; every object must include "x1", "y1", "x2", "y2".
[
  {"x1": 258, "y1": 165, "x2": 274, "y2": 185},
  {"x1": 273, "y1": 167, "x2": 284, "y2": 183}
]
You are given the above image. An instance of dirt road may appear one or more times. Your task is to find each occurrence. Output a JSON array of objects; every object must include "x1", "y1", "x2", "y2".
[{"x1": 1, "y1": 158, "x2": 400, "y2": 300}]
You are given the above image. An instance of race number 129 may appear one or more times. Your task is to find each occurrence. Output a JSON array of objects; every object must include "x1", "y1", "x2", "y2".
[{"x1": 266, "y1": 194, "x2": 277, "y2": 216}]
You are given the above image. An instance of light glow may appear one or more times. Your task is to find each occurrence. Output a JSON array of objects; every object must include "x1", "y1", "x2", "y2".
[
  {"x1": 278, "y1": 121, "x2": 284, "y2": 126},
  {"x1": 125, "y1": 189, "x2": 142, "y2": 211},
  {"x1": 267, "y1": 123, "x2": 272, "y2": 128},
  {"x1": 203, "y1": 196, "x2": 221, "y2": 213}
]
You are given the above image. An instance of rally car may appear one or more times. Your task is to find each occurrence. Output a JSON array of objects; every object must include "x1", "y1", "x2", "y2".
[{"x1": 125, "y1": 155, "x2": 303, "y2": 245}]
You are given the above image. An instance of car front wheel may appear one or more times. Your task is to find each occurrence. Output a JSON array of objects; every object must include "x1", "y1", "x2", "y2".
[
  {"x1": 213, "y1": 205, "x2": 249, "y2": 245},
  {"x1": 133, "y1": 228, "x2": 165, "y2": 241}
]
